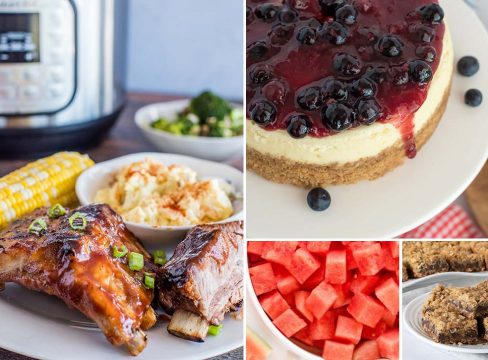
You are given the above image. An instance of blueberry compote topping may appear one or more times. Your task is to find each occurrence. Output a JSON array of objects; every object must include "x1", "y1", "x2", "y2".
[{"x1": 247, "y1": 0, "x2": 446, "y2": 159}]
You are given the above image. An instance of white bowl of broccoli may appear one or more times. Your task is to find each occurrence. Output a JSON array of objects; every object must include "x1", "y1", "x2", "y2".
[{"x1": 135, "y1": 92, "x2": 243, "y2": 162}]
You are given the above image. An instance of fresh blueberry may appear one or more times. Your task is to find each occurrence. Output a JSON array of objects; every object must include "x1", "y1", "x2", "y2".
[
  {"x1": 409, "y1": 60, "x2": 433, "y2": 86},
  {"x1": 457, "y1": 56, "x2": 480, "y2": 77},
  {"x1": 351, "y1": 78, "x2": 377, "y2": 98},
  {"x1": 307, "y1": 187, "x2": 331, "y2": 212},
  {"x1": 320, "y1": 21, "x2": 349, "y2": 45},
  {"x1": 333, "y1": 53, "x2": 362, "y2": 76},
  {"x1": 416, "y1": 46, "x2": 437, "y2": 63},
  {"x1": 377, "y1": 35, "x2": 404, "y2": 57},
  {"x1": 465, "y1": 89, "x2": 483, "y2": 107},
  {"x1": 249, "y1": 65, "x2": 272, "y2": 85},
  {"x1": 269, "y1": 24, "x2": 295, "y2": 45},
  {"x1": 335, "y1": 5, "x2": 357, "y2": 25},
  {"x1": 297, "y1": 86, "x2": 326, "y2": 111},
  {"x1": 356, "y1": 99, "x2": 382, "y2": 124},
  {"x1": 415, "y1": 25, "x2": 436, "y2": 43},
  {"x1": 249, "y1": 100, "x2": 277, "y2": 125},
  {"x1": 319, "y1": 0, "x2": 347, "y2": 16},
  {"x1": 322, "y1": 103, "x2": 355, "y2": 131},
  {"x1": 287, "y1": 114, "x2": 312, "y2": 138},
  {"x1": 255, "y1": 4, "x2": 280, "y2": 22},
  {"x1": 262, "y1": 79, "x2": 288, "y2": 105},
  {"x1": 419, "y1": 3, "x2": 444, "y2": 25},
  {"x1": 323, "y1": 79, "x2": 348, "y2": 101},
  {"x1": 279, "y1": 7, "x2": 298, "y2": 23},
  {"x1": 247, "y1": 41, "x2": 269, "y2": 62},
  {"x1": 297, "y1": 27, "x2": 317, "y2": 46}
]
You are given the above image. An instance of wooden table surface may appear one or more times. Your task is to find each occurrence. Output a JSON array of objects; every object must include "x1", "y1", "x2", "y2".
[{"x1": 0, "y1": 93, "x2": 243, "y2": 360}]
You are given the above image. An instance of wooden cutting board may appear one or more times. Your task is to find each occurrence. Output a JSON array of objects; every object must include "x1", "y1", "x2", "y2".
[{"x1": 466, "y1": 161, "x2": 488, "y2": 235}]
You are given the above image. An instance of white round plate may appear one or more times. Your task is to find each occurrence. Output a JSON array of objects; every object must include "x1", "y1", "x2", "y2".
[
  {"x1": 135, "y1": 99, "x2": 243, "y2": 162},
  {"x1": 0, "y1": 282, "x2": 242, "y2": 360},
  {"x1": 246, "y1": 0, "x2": 488, "y2": 239},
  {"x1": 404, "y1": 292, "x2": 488, "y2": 353},
  {"x1": 76, "y1": 152, "x2": 243, "y2": 244}
]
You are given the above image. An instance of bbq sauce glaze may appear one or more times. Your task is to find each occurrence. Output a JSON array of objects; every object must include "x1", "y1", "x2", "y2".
[{"x1": 247, "y1": 0, "x2": 445, "y2": 158}]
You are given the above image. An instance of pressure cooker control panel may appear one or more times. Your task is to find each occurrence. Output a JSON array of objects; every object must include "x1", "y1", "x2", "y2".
[{"x1": 0, "y1": 0, "x2": 76, "y2": 115}]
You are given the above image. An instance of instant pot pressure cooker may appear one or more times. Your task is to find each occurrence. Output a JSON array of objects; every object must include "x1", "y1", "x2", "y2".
[{"x1": 0, "y1": 0, "x2": 128, "y2": 158}]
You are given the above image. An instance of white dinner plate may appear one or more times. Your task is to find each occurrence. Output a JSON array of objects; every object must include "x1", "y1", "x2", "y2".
[
  {"x1": 0, "y1": 250, "x2": 243, "y2": 360},
  {"x1": 247, "y1": 0, "x2": 488, "y2": 239},
  {"x1": 404, "y1": 292, "x2": 488, "y2": 353},
  {"x1": 402, "y1": 271, "x2": 488, "y2": 292},
  {"x1": 76, "y1": 152, "x2": 243, "y2": 244}
]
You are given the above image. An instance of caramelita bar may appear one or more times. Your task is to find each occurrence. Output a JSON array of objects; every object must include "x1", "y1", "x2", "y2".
[
  {"x1": 421, "y1": 285, "x2": 478, "y2": 344},
  {"x1": 448, "y1": 282, "x2": 488, "y2": 319},
  {"x1": 403, "y1": 242, "x2": 488, "y2": 281}
]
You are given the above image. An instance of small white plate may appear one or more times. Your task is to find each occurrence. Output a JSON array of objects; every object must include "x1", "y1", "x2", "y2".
[
  {"x1": 0, "y1": 283, "x2": 242, "y2": 360},
  {"x1": 404, "y1": 292, "x2": 488, "y2": 353},
  {"x1": 135, "y1": 100, "x2": 243, "y2": 162},
  {"x1": 76, "y1": 152, "x2": 243, "y2": 243},
  {"x1": 246, "y1": 0, "x2": 488, "y2": 239}
]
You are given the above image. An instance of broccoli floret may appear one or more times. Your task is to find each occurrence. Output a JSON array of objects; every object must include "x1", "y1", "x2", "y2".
[{"x1": 189, "y1": 91, "x2": 232, "y2": 121}]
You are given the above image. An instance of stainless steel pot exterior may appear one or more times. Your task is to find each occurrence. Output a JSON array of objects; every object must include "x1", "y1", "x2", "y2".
[{"x1": 0, "y1": 0, "x2": 128, "y2": 128}]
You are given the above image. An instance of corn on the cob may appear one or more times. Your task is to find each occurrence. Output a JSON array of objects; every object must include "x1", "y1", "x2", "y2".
[{"x1": 0, "y1": 152, "x2": 94, "y2": 228}]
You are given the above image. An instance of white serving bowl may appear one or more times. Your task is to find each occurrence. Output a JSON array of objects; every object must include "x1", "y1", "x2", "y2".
[
  {"x1": 76, "y1": 152, "x2": 243, "y2": 244},
  {"x1": 135, "y1": 99, "x2": 243, "y2": 162},
  {"x1": 245, "y1": 259, "x2": 321, "y2": 360}
]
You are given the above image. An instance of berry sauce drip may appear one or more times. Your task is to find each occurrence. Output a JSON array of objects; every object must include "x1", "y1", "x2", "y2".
[{"x1": 247, "y1": 0, "x2": 445, "y2": 158}]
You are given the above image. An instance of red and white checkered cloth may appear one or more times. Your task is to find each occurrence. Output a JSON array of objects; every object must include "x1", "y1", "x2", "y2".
[{"x1": 400, "y1": 204, "x2": 486, "y2": 238}]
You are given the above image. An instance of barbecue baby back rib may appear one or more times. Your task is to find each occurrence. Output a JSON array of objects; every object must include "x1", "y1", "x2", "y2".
[
  {"x1": 159, "y1": 221, "x2": 244, "y2": 325},
  {"x1": 0, "y1": 204, "x2": 157, "y2": 356}
]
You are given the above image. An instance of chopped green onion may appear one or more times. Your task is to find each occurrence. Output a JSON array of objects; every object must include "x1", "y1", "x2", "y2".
[
  {"x1": 144, "y1": 273, "x2": 155, "y2": 289},
  {"x1": 113, "y1": 245, "x2": 128, "y2": 258},
  {"x1": 208, "y1": 324, "x2": 223, "y2": 336},
  {"x1": 68, "y1": 212, "x2": 87, "y2": 231},
  {"x1": 48, "y1": 203, "x2": 66, "y2": 218},
  {"x1": 153, "y1": 249, "x2": 167, "y2": 266},
  {"x1": 28, "y1": 218, "x2": 47, "y2": 235},
  {"x1": 128, "y1": 252, "x2": 144, "y2": 271}
]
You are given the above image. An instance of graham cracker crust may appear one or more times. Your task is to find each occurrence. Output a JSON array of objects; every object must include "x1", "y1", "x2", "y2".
[{"x1": 247, "y1": 81, "x2": 451, "y2": 187}]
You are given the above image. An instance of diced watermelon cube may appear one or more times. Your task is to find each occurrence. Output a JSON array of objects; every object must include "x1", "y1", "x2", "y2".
[
  {"x1": 276, "y1": 271, "x2": 300, "y2": 296},
  {"x1": 250, "y1": 263, "x2": 277, "y2": 296},
  {"x1": 346, "y1": 242, "x2": 374, "y2": 251},
  {"x1": 350, "y1": 275, "x2": 379, "y2": 295},
  {"x1": 248, "y1": 242, "x2": 264, "y2": 256},
  {"x1": 332, "y1": 284, "x2": 351, "y2": 309},
  {"x1": 352, "y1": 243, "x2": 384, "y2": 276},
  {"x1": 377, "y1": 329, "x2": 399, "y2": 360},
  {"x1": 353, "y1": 340, "x2": 380, "y2": 360},
  {"x1": 346, "y1": 248, "x2": 358, "y2": 270},
  {"x1": 285, "y1": 248, "x2": 321, "y2": 284},
  {"x1": 322, "y1": 340, "x2": 354, "y2": 360},
  {"x1": 306, "y1": 281, "x2": 338, "y2": 319},
  {"x1": 375, "y1": 278, "x2": 399, "y2": 315},
  {"x1": 381, "y1": 309, "x2": 397, "y2": 328},
  {"x1": 301, "y1": 264, "x2": 325, "y2": 291},
  {"x1": 273, "y1": 309, "x2": 307, "y2": 338},
  {"x1": 382, "y1": 247, "x2": 398, "y2": 272},
  {"x1": 262, "y1": 242, "x2": 298, "y2": 267},
  {"x1": 294, "y1": 326, "x2": 314, "y2": 346},
  {"x1": 310, "y1": 312, "x2": 336, "y2": 340},
  {"x1": 335, "y1": 315, "x2": 363, "y2": 345},
  {"x1": 362, "y1": 321, "x2": 388, "y2": 340},
  {"x1": 347, "y1": 293, "x2": 385, "y2": 328},
  {"x1": 259, "y1": 290, "x2": 290, "y2": 320},
  {"x1": 307, "y1": 242, "x2": 331, "y2": 255},
  {"x1": 386, "y1": 241, "x2": 399, "y2": 258},
  {"x1": 326, "y1": 250, "x2": 347, "y2": 284},
  {"x1": 295, "y1": 290, "x2": 314, "y2": 322}
]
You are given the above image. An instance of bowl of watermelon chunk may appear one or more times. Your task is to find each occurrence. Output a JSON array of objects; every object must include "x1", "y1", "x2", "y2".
[{"x1": 247, "y1": 241, "x2": 400, "y2": 360}]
